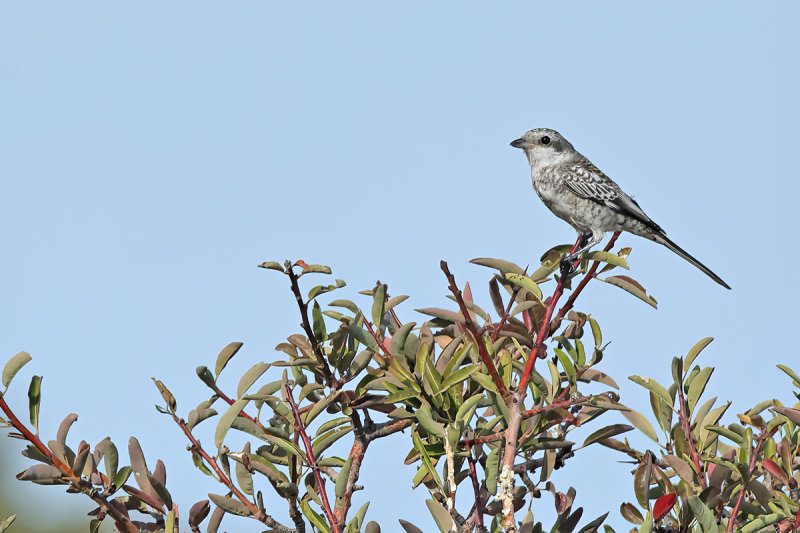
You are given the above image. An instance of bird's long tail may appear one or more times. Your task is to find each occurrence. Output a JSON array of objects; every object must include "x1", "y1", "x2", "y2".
[{"x1": 650, "y1": 232, "x2": 731, "y2": 289}]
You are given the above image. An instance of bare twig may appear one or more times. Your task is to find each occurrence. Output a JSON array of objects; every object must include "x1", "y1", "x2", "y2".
[
  {"x1": 284, "y1": 385, "x2": 341, "y2": 533},
  {"x1": 440, "y1": 261, "x2": 512, "y2": 402}
]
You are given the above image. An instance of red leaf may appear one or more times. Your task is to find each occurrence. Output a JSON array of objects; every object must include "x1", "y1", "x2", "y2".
[
  {"x1": 653, "y1": 493, "x2": 677, "y2": 522},
  {"x1": 763, "y1": 458, "x2": 791, "y2": 486}
]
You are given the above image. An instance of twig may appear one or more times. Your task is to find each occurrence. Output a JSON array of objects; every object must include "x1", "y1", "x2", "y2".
[
  {"x1": 333, "y1": 412, "x2": 368, "y2": 529},
  {"x1": 467, "y1": 453, "x2": 485, "y2": 530},
  {"x1": 501, "y1": 234, "x2": 586, "y2": 532},
  {"x1": 726, "y1": 426, "x2": 779, "y2": 533},
  {"x1": 362, "y1": 319, "x2": 393, "y2": 361},
  {"x1": 284, "y1": 385, "x2": 341, "y2": 533},
  {"x1": 287, "y1": 263, "x2": 334, "y2": 386},
  {"x1": 677, "y1": 384, "x2": 707, "y2": 490},
  {"x1": 364, "y1": 418, "x2": 412, "y2": 441},
  {"x1": 458, "y1": 396, "x2": 591, "y2": 447},
  {"x1": 517, "y1": 234, "x2": 585, "y2": 395},
  {"x1": 550, "y1": 231, "x2": 621, "y2": 334},
  {"x1": 0, "y1": 396, "x2": 140, "y2": 533},
  {"x1": 440, "y1": 261, "x2": 512, "y2": 402}
]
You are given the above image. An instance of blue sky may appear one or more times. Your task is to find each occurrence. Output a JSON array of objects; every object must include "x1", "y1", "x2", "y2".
[{"x1": 2, "y1": 2, "x2": 799, "y2": 531}]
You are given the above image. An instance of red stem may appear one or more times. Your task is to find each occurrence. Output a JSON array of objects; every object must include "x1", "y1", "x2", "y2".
[
  {"x1": 517, "y1": 234, "x2": 584, "y2": 394},
  {"x1": 726, "y1": 426, "x2": 778, "y2": 533},
  {"x1": 284, "y1": 385, "x2": 341, "y2": 533},
  {"x1": 467, "y1": 454, "x2": 485, "y2": 529},
  {"x1": 0, "y1": 396, "x2": 139, "y2": 533},
  {"x1": 440, "y1": 261, "x2": 512, "y2": 402},
  {"x1": 551, "y1": 231, "x2": 621, "y2": 332}
]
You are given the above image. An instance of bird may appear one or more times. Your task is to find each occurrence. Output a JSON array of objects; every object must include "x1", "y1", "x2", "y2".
[{"x1": 510, "y1": 128, "x2": 730, "y2": 289}]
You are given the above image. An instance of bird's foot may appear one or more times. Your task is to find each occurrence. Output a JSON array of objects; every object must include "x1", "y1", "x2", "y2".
[{"x1": 559, "y1": 255, "x2": 577, "y2": 277}]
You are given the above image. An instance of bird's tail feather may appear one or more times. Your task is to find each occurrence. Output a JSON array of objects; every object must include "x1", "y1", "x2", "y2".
[{"x1": 651, "y1": 233, "x2": 731, "y2": 289}]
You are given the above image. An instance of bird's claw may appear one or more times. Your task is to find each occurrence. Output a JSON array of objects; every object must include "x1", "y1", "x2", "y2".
[{"x1": 559, "y1": 255, "x2": 577, "y2": 276}]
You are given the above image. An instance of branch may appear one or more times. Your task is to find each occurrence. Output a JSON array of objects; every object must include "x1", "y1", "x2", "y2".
[
  {"x1": 501, "y1": 234, "x2": 587, "y2": 532},
  {"x1": 287, "y1": 263, "x2": 334, "y2": 386},
  {"x1": 677, "y1": 384, "x2": 706, "y2": 491},
  {"x1": 549, "y1": 231, "x2": 621, "y2": 334},
  {"x1": 364, "y1": 418, "x2": 412, "y2": 441},
  {"x1": 0, "y1": 395, "x2": 140, "y2": 533},
  {"x1": 517, "y1": 234, "x2": 585, "y2": 395},
  {"x1": 172, "y1": 412, "x2": 295, "y2": 532},
  {"x1": 467, "y1": 454, "x2": 485, "y2": 530},
  {"x1": 440, "y1": 261, "x2": 511, "y2": 403},
  {"x1": 333, "y1": 413, "x2": 368, "y2": 529},
  {"x1": 458, "y1": 396, "x2": 591, "y2": 447},
  {"x1": 726, "y1": 425, "x2": 779, "y2": 533},
  {"x1": 284, "y1": 385, "x2": 341, "y2": 533}
]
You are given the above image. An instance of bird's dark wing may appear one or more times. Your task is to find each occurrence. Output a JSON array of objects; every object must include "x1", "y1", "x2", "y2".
[{"x1": 560, "y1": 160, "x2": 663, "y2": 233}]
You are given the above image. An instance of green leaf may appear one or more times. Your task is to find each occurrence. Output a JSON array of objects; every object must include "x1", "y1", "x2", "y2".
[
  {"x1": 312, "y1": 301, "x2": 327, "y2": 342},
  {"x1": 621, "y1": 408, "x2": 658, "y2": 443},
  {"x1": 300, "y1": 499, "x2": 331, "y2": 533},
  {"x1": 27, "y1": 375, "x2": 42, "y2": 431},
  {"x1": 426, "y1": 499, "x2": 455, "y2": 533},
  {"x1": 738, "y1": 513, "x2": 784, "y2": 533},
  {"x1": 234, "y1": 449, "x2": 253, "y2": 496},
  {"x1": 582, "y1": 424, "x2": 634, "y2": 448},
  {"x1": 602, "y1": 276, "x2": 657, "y2": 308},
  {"x1": 455, "y1": 393, "x2": 487, "y2": 427},
  {"x1": 686, "y1": 367, "x2": 713, "y2": 412},
  {"x1": 215, "y1": 398, "x2": 249, "y2": 448},
  {"x1": 209, "y1": 493, "x2": 252, "y2": 517},
  {"x1": 485, "y1": 446, "x2": 499, "y2": 495},
  {"x1": 412, "y1": 430, "x2": 443, "y2": 491},
  {"x1": 257, "y1": 261, "x2": 284, "y2": 272},
  {"x1": 372, "y1": 284, "x2": 386, "y2": 327},
  {"x1": 415, "y1": 308, "x2": 463, "y2": 324},
  {"x1": 437, "y1": 364, "x2": 480, "y2": 394},
  {"x1": 307, "y1": 279, "x2": 346, "y2": 300},
  {"x1": 346, "y1": 322, "x2": 379, "y2": 353},
  {"x1": 586, "y1": 251, "x2": 629, "y2": 270},
  {"x1": 312, "y1": 427, "x2": 353, "y2": 457},
  {"x1": 0, "y1": 515, "x2": 16, "y2": 533},
  {"x1": 329, "y1": 299, "x2": 360, "y2": 315},
  {"x1": 237, "y1": 362, "x2": 270, "y2": 398},
  {"x1": 414, "y1": 404, "x2": 446, "y2": 439},
  {"x1": 215, "y1": 342, "x2": 243, "y2": 379},
  {"x1": 705, "y1": 425, "x2": 743, "y2": 445},
  {"x1": 502, "y1": 272, "x2": 543, "y2": 301},
  {"x1": 469, "y1": 257, "x2": 525, "y2": 275},
  {"x1": 685, "y1": 337, "x2": 714, "y2": 370},
  {"x1": 2, "y1": 351, "x2": 32, "y2": 389},
  {"x1": 335, "y1": 456, "x2": 353, "y2": 498},
  {"x1": 628, "y1": 376, "x2": 673, "y2": 408}
]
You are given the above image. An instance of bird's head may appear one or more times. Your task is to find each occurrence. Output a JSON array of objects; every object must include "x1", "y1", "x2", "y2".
[{"x1": 510, "y1": 128, "x2": 575, "y2": 166}]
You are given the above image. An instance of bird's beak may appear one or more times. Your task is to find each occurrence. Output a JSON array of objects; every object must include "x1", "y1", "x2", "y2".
[{"x1": 510, "y1": 138, "x2": 527, "y2": 149}]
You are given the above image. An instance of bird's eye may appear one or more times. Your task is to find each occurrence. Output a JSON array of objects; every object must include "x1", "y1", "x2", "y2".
[{"x1": 540, "y1": 136, "x2": 551, "y2": 145}]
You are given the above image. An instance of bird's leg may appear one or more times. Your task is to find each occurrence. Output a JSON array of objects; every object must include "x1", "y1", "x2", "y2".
[{"x1": 561, "y1": 231, "x2": 602, "y2": 267}]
